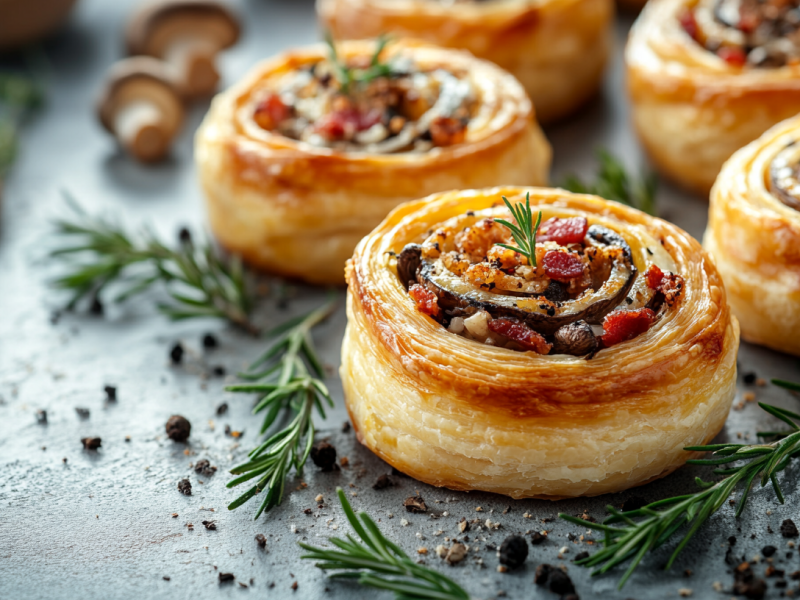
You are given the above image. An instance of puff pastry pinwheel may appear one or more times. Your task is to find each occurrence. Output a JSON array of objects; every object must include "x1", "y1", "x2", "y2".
[
  {"x1": 704, "y1": 115, "x2": 800, "y2": 356},
  {"x1": 195, "y1": 39, "x2": 550, "y2": 285},
  {"x1": 626, "y1": 0, "x2": 800, "y2": 195},
  {"x1": 317, "y1": 0, "x2": 614, "y2": 123},
  {"x1": 342, "y1": 187, "x2": 739, "y2": 498}
]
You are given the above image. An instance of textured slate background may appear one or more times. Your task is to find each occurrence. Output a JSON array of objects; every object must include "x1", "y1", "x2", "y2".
[{"x1": 2, "y1": 1, "x2": 800, "y2": 599}]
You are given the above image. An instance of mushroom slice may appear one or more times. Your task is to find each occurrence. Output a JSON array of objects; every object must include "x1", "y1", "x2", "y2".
[
  {"x1": 551, "y1": 321, "x2": 598, "y2": 356},
  {"x1": 396, "y1": 244, "x2": 422, "y2": 290},
  {"x1": 97, "y1": 56, "x2": 184, "y2": 163},
  {"x1": 126, "y1": 0, "x2": 240, "y2": 99},
  {"x1": 409, "y1": 231, "x2": 636, "y2": 336}
]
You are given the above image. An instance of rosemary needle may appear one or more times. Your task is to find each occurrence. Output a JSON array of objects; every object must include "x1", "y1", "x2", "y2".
[
  {"x1": 561, "y1": 397, "x2": 800, "y2": 589},
  {"x1": 50, "y1": 196, "x2": 256, "y2": 334},
  {"x1": 226, "y1": 300, "x2": 336, "y2": 518},
  {"x1": 300, "y1": 488, "x2": 470, "y2": 600},
  {"x1": 326, "y1": 33, "x2": 395, "y2": 95},
  {"x1": 494, "y1": 192, "x2": 543, "y2": 268},
  {"x1": 561, "y1": 149, "x2": 658, "y2": 216}
]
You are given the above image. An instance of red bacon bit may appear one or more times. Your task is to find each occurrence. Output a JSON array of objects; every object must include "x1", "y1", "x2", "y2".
[
  {"x1": 253, "y1": 94, "x2": 292, "y2": 131},
  {"x1": 543, "y1": 251, "x2": 584, "y2": 281},
  {"x1": 538, "y1": 217, "x2": 589, "y2": 245},
  {"x1": 429, "y1": 117, "x2": 467, "y2": 147},
  {"x1": 645, "y1": 264, "x2": 685, "y2": 306},
  {"x1": 717, "y1": 46, "x2": 747, "y2": 67},
  {"x1": 408, "y1": 284, "x2": 441, "y2": 318},
  {"x1": 678, "y1": 9, "x2": 699, "y2": 40},
  {"x1": 601, "y1": 308, "x2": 655, "y2": 347},
  {"x1": 488, "y1": 318, "x2": 552, "y2": 354},
  {"x1": 315, "y1": 108, "x2": 382, "y2": 140}
]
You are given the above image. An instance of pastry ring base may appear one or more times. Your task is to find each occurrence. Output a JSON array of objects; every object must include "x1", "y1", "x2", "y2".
[{"x1": 343, "y1": 187, "x2": 739, "y2": 498}]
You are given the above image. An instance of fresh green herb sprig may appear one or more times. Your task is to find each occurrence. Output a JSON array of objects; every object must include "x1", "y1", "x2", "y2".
[
  {"x1": 561, "y1": 397, "x2": 800, "y2": 589},
  {"x1": 226, "y1": 301, "x2": 335, "y2": 518},
  {"x1": 494, "y1": 192, "x2": 543, "y2": 268},
  {"x1": 51, "y1": 197, "x2": 256, "y2": 334},
  {"x1": 0, "y1": 72, "x2": 44, "y2": 178},
  {"x1": 300, "y1": 488, "x2": 470, "y2": 600},
  {"x1": 561, "y1": 150, "x2": 658, "y2": 216},
  {"x1": 326, "y1": 34, "x2": 395, "y2": 95}
]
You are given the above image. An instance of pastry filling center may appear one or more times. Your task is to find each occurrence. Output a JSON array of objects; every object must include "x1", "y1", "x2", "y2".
[
  {"x1": 251, "y1": 41, "x2": 474, "y2": 154},
  {"x1": 680, "y1": 0, "x2": 800, "y2": 67},
  {"x1": 770, "y1": 142, "x2": 800, "y2": 211},
  {"x1": 396, "y1": 205, "x2": 685, "y2": 356}
]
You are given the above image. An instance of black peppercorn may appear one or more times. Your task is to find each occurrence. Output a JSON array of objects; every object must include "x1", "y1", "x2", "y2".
[
  {"x1": 81, "y1": 437, "x2": 102, "y2": 450},
  {"x1": 177, "y1": 478, "x2": 192, "y2": 495},
  {"x1": 166, "y1": 415, "x2": 191, "y2": 442},
  {"x1": 169, "y1": 343, "x2": 184, "y2": 364},
  {"x1": 255, "y1": 533, "x2": 267, "y2": 548},
  {"x1": 310, "y1": 441, "x2": 337, "y2": 471},
  {"x1": 762, "y1": 545, "x2": 777, "y2": 557},
  {"x1": 202, "y1": 333, "x2": 218, "y2": 349},
  {"x1": 104, "y1": 385, "x2": 117, "y2": 401},
  {"x1": 781, "y1": 519, "x2": 799, "y2": 538},
  {"x1": 498, "y1": 535, "x2": 528, "y2": 569},
  {"x1": 530, "y1": 531, "x2": 546, "y2": 545}
]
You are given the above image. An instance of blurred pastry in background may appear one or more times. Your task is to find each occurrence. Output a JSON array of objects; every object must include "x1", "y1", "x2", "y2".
[
  {"x1": 704, "y1": 114, "x2": 800, "y2": 356},
  {"x1": 195, "y1": 38, "x2": 551, "y2": 284},
  {"x1": 626, "y1": 0, "x2": 800, "y2": 195},
  {"x1": 317, "y1": 0, "x2": 614, "y2": 123},
  {"x1": 126, "y1": 0, "x2": 240, "y2": 99},
  {"x1": 97, "y1": 56, "x2": 184, "y2": 163}
]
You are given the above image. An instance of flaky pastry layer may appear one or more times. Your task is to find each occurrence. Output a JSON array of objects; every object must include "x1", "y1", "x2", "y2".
[
  {"x1": 317, "y1": 0, "x2": 613, "y2": 123},
  {"x1": 343, "y1": 187, "x2": 739, "y2": 498},
  {"x1": 195, "y1": 40, "x2": 550, "y2": 285},
  {"x1": 703, "y1": 115, "x2": 800, "y2": 356},
  {"x1": 626, "y1": 0, "x2": 800, "y2": 195}
]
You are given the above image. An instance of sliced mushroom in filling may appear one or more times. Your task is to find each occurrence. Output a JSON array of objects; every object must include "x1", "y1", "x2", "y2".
[
  {"x1": 250, "y1": 50, "x2": 474, "y2": 154},
  {"x1": 680, "y1": 0, "x2": 800, "y2": 67},
  {"x1": 398, "y1": 207, "x2": 685, "y2": 356},
  {"x1": 770, "y1": 141, "x2": 800, "y2": 211}
]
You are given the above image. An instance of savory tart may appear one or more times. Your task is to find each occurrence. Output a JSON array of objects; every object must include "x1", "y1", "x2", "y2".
[
  {"x1": 195, "y1": 39, "x2": 550, "y2": 285},
  {"x1": 317, "y1": 0, "x2": 614, "y2": 123},
  {"x1": 626, "y1": 0, "x2": 800, "y2": 195},
  {"x1": 343, "y1": 187, "x2": 739, "y2": 498},
  {"x1": 704, "y1": 114, "x2": 800, "y2": 356}
]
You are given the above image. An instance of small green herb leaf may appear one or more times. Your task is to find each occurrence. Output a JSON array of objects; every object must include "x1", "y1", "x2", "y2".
[{"x1": 494, "y1": 192, "x2": 543, "y2": 268}]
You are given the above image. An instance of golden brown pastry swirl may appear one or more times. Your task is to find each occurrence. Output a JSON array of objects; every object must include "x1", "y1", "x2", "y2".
[
  {"x1": 195, "y1": 39, "x2": 550, "y2": 285},
  {"x1": 626, "y1": 0, "x2": 800, "y2": 195},
  {"x1": 704, "y1": 114, "x2": 800, "y2": 356},
  {"x1": 317, "y1": 0, "x2": 614, "y2": 123},
  {"x1": 343, "y1": 187, "x2": 739, "y2": 498}
]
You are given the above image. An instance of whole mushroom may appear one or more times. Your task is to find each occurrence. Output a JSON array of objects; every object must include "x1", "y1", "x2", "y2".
[
  {"x1": 125, "y1": 0, "x2": 240, "y2": 99},
  {"x1": 97, "y1": 56, "x2": 184, "y2": 163}
]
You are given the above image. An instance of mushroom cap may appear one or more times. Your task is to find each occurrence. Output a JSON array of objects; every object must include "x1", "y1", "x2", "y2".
[
  {"x1": 125, "y1": 0, "x2": 240, "y2": 58},
  {"x1": 97, "y1": 56, "x2": 184, "y2": 137}
]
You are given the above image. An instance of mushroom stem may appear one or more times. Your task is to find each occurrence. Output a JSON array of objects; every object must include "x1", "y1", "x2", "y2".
[
  {"x1": 164, "y1": 37, "x2": 220, "y2": 98},
  {"x1": 114, "y1": 100, "x2": 169, "y2": 163}
]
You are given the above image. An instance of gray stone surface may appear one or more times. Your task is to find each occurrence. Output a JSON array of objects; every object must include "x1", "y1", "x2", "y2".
[{"x1": 2, "y1": 1, "x2": 800, "y2": 599}]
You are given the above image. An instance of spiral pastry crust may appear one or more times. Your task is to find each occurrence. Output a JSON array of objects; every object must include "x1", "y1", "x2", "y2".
[
  {"x1": 195, "y1": 39, "x2": 550, "y2": 285},
  {"x1": 626, "y1": 0, "x2": 800, "y2": 195},
  {"x1": 704, "y1": 115, "x2": 800, "y2": 356},
  {"x1": 316, "y1": 0, "x2": 614, "y2": 123},
  {"x1": 343, "y1": 187, "x2": 739, "y2": 498}
]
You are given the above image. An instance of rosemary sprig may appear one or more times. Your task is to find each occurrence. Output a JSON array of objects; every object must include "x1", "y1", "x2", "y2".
[
  {"x1": 326, "y1": 33, "x2": 395, "y2": 95},
  {"x1": 0, "y1": 72, "x2": 44, "y2": 179},
  {"x1": 226, "y1": 301, "x2": 335, "y2": 518},
  {"x1": 300, "y1": 488, "x2": 470, "y2": 600},
  {"x1": 561, "y1": 149, "x2": 657, "y2": 216},
  {"x1": 560, "y1": 400, "x2": 800, "y2": 589},
  {"x1": 51, "y1": 197, "x2": 256, "y2": 334},
  {"x1": 494, "y1": 192, "x2": 543, "y2": 268}
]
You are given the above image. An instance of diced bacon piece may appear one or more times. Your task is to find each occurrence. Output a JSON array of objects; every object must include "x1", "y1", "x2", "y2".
[
  {"x1": 543, "y1": 251, "x2": 584, "y2": 281},
  {"x1": 538, "y1": 217, "x2": 589, "y2": 245},
  {"x1": 315, "y1": 108, "x2": 383, "y2": 140},
  {"x1": 488, "y1": 318, "x2": 552, "y2": 354},
  {"x1": 678, "y1": 9, "x2": 698, "y2": 40},
  {"x1": 253, "y1": 93, "x2": 292, "y2": 130},
  {"x1": 409, "y1": 284, "x2": 441, "y2": 318},
  {"x1": 718, "y1": 46, "x2": 747, "y2": 67},
  {"x1": 645, "y1": 264, "x2": 685, "y2": 306},
  {"x1": 601, "y1": 308, "x2": 655, "y2": 347},
  {"x1": 429, "y1": 117, "x2": 467, "y2": 147}
]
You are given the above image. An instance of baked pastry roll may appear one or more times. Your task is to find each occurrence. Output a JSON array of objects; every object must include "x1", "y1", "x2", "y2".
[
  {"x1": 626, "y1": 0, "x2": 800, "y2": 195},
  {"x1": 195, "y1": 39, "x2": 550, "y2": 285},
  {"x1": 317, "y1": 0, "x2": 614, "y2": 123},
  {"x1": 343, "y1": 187, "x2": 739, "y2": 498},
  {"x1": 704, "y1": 115, "x2": 800, "y2": 356}
]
